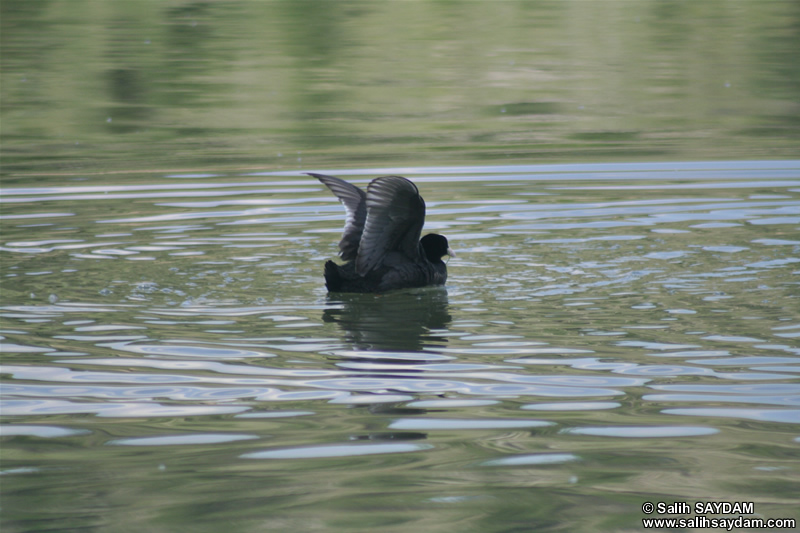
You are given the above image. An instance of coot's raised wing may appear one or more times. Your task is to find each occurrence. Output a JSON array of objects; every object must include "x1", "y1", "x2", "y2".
[
  {"x1": 356, "y1": 176, "x2": 425, "y2": 276},
  {"x1": 310, "y1": 173, "x2": 366, "y2": 261}
]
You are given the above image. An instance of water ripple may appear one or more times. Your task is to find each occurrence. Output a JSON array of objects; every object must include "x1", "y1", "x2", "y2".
[
  {"x1": 388, "y1": 418, "x2": 554, "y2": 430},
  {"x1": 481, "y1": 453, "x2": 580, "y2": 466},
  {"x1": 562, "y1": 426, "x2": 719, "y2": 438},
  {"x1": 0, "y1": 425, "x2": 90, "y2": 438},
  {"x1": 1, "y1": 399, "x2": 248, "y2": 417},
  {"x1": 108, "y1": 434, "x2": 259, "y2": 446},
  {"x1": 662, "y1": 408, "x2": 800, "y2": 424},
  {"x1": 241, "y1": 442, "x2": 433, "y2": 459}
]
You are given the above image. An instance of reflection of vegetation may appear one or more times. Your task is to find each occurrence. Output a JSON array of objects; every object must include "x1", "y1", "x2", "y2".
[
  {"x1": 1, "y1": 1, "x2": 799, "y2": 176},
  {"x1": 159, "y1": 2, "x2": 227, "y2": 108},
  {"x1": 278, "y1": 1, "x2": 352, "y2": 147}
]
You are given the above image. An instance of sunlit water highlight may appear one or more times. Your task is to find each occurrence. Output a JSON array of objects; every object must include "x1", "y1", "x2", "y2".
[{"x1": 2, "y1": 161, "x2": 799, "y2": 531}]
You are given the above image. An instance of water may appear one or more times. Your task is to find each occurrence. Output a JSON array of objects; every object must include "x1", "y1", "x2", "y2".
[
  {"x1": 3, "y1": 2, "x2": 800, "y2": 175},
  {"x1": 3, "y1": 2, "x2": 800, "y2": 531},
  {"x1": 2, "y1": 162, "x2": 799, "y2": 532}
]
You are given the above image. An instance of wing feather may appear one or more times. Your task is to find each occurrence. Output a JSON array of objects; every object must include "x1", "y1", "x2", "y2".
[
  {"x1": 309, "y1": 173, "x2": 366, "y2": 261},
  {"x1": 356, "y1": 176, "x2": 425, "y2": 275}
]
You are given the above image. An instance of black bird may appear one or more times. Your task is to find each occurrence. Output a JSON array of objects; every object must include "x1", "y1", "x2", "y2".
[{"x1": 310, "y1": 173, "x2": 454, "y2": 293}]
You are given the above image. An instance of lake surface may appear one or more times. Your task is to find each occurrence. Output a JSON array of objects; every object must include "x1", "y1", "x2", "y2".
[
  {"x1": 2, "y1": 2, "x2": 800, "y2": 532},
  {"x1": 2, "y1": 161, "x2": 799, "y2": 532}
]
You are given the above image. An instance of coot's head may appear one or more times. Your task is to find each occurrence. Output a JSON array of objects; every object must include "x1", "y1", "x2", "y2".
[{"x1": 420, "y1": 234, "x2": 455, "y2": 263}]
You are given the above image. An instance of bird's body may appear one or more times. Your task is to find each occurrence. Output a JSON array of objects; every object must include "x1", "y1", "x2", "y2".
[{"x1": 311, "y1": 173, "x2": 453, "y2": 293}]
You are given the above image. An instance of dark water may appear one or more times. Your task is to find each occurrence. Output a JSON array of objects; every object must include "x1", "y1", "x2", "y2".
[{"x1": 2, "y1": 2, "x2": 800, "y2": 532}]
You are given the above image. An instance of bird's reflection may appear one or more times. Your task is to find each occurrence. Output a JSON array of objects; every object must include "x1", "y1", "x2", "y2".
[{"x1": 323, "y1": 288, "x2": 451, "y2": 352}]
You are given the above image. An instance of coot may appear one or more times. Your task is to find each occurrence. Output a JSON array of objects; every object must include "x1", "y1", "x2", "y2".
[{"x1": 310, "y1": 173, "x2": 454, "y2": 293}]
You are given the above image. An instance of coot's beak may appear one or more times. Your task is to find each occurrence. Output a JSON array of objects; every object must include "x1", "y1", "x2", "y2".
[{"x1": 446, "y1": 247, "x2": 456, "y2": 259}]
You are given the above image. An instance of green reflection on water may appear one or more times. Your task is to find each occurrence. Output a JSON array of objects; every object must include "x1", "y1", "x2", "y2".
[{"x1": 2, "y1": 0, "x2": 799, "y2": 178}]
